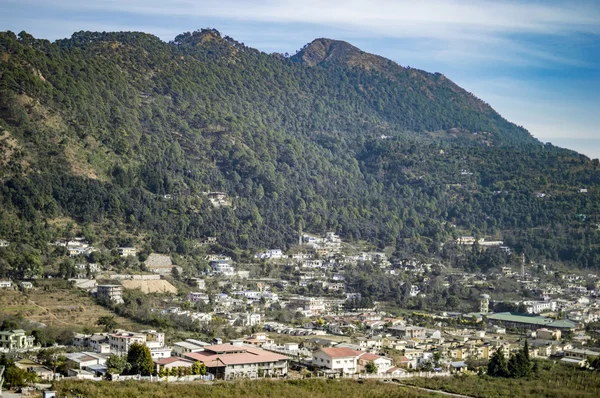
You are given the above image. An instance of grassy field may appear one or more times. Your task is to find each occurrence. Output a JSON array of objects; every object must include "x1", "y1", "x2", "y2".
[
  {"x1": 403, "y1": 361, "x2": 600, "y2": 398},
  {"x1": 0, "y1": 284, "x2": 147, "y2": 330},
  {"x1": 52, "y1": 379, "x2": 436, "y2": 398}
]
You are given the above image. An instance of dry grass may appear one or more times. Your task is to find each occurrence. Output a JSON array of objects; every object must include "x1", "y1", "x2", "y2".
[
  {"x1": 0, "y1": 287, "x2": 146, "y2": 330},
  {"x1": 53, "y1": 379, "x2": 435, "y2": 398}
]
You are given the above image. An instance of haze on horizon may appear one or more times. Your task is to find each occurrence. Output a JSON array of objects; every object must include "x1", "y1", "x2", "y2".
[{"x1": 1, "y1": 0, "x2": 599, "y2": 158}]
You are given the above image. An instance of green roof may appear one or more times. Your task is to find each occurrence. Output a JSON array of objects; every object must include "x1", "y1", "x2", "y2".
[
  {"x1": 487, "y1": 312, "x2": 553, "y2": 326},
  {"x1": 546, "y1": 319, "x2": 577, "y2": 329},
  {"x1": 487, "y1": 313, "x2": 577, "y2": 329}
]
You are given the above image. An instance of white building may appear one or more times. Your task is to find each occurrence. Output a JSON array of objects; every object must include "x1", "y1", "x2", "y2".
[
  {"x1": 117, "y1": 247, "x2": 137, "y2": 257},
  {"x1": 301, "y1": 260, "x2": 323, "y2": 269},
  {"x1": 210, "y1": 259, "x2": 236, "y2": 276},
  {"x1": 524, "y1": 300, "x2": 556, "y2": 314},
  {"x1": 173, "y1": 341, "x2": 205, "y2": 357},
  {"x1": 312, "y1": 347, "x2": 360, "y2": 375},
  {"x1": 0, "y1": 280, "x2": 13, "y2": 288},
  {"x1": 257, "y1": 249, "x2": 284, "y2": 259},
  {"x1": 0, "y1": 240, "x2": 9, "y2": 247},
  {"x1": 190, "y1": 278, "x2": 206, "y2": 290},
  {"x1": 109, "y1": 331, "x2": 146, "y2": 356},
  {"x1": 188, "y1": 292, "x2": 210, "y2": 304},
  {"x1": 358, "y1": 353, "x2": 394, "y2": 374},
  {"x1": 96, "y1": 285, "x2": 123, "y2": 304}
]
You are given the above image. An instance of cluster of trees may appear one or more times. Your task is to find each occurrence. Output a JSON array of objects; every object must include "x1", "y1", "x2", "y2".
[
  {"x1": 0, "y1": 28, "x2": 599, "y2": 282},
  {"x1": 487, "y1": 341, "x2": 534, "y2": 378},
  {"x1": 0, "y1": 353, "x2": 37, "y2": 389},
  {"x1": 157, "y1": 361, "x2": 207, "y2": 378}
]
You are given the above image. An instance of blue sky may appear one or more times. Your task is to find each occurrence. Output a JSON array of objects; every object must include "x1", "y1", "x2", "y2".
[{"x1": 2, "y1": 0, "x2": 599, "y2": 158}]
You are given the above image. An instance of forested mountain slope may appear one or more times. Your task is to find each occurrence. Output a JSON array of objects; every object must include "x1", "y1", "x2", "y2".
[{"x1": 0, "y1": 28, "x2": 599, "y2": 271}]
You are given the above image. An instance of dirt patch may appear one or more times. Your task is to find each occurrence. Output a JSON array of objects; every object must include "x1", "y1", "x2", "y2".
[{"x1": 121, "y1": 279, "x2": 177, "y2": 294}]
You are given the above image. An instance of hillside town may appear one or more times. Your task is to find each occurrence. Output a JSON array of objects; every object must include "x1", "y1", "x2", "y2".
[{"x1": 1, "y1": 231, "x2": 599, "y2": 395}]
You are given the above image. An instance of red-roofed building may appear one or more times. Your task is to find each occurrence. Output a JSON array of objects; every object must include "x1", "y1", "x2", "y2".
[
  {"x1": 312, "y1": 347, "x2": 361, "y2": 375},
  {"x1": 357, "y1": 352, "x2": 393, "y2": 375},
  {"x1": 398, "y1": 356, "x2": 417, "y2": 369},
  {"x1": 183, "y1": 342, "x2": 288, "y2": 379}
]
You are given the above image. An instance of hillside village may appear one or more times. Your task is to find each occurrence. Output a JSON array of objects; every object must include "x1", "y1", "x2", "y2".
[{"x1": 1, "y1": 231, "x2": 600, "y2": 392}]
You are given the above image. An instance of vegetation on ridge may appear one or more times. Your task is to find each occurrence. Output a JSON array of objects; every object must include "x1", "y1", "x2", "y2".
[{"x1": 0, "y1": 28, "x2": 599, "y2": 280}]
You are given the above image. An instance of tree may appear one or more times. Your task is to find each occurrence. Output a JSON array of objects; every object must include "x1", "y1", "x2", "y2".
[
  {"x1": 32, "y1": 329, "x2": 47, "y2": 346},
  {"x1": 365, "y1": 361, "x2": 378, "y2": 374},
  {"x1": 522, "y1": 340, "x2": 532, "y2": 376},
  {"x1": 127, "y1": 342, "x2": 154, "y2": 376},
  {"x1": 191, "y1": 361, "x2": 207, "y2": 375},
  {"x1": 507, "y1": 341, "x2": 531, "y2": 378},
  {"x1": 487, "y1": 348, "x2": 508, "y2": 377},
  {"x1": 97, "y1": 315, "x2": 118, "y2": 332},
  {"x1": 0, "y1": 319, "x2": 19, "y2": 331},
  {"x1": 106, "y1": 353, "x2": 130, "y2": 375},
  {"x1": 4, "y1": 366, "x2": 27, "y2": 388}
]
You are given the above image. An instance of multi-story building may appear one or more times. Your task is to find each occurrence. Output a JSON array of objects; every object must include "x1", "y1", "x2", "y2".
[
  {"x1": 210, "y1": 259, "x2": 236, "y2": 276},
  {"x1": 109, "y1": 331, "x2": 146, "y2": 356},
  {"x1": 188, "y1": 292, "x2": 210, "y2": 304},
  {"x1": 357, "y1": 353, "x2": 393, "y2": 375},
  {"x1": 96, "y1": 284, "x2": 123, "y2": 304},
  {"x1": 523, "y1": 301, "x2": 556, "y2": 314},
  {"x1": 536, "y1": 328, "x2": 561, "y2": 340},
  {"x1": 0, "y1": 329, "x2": 35, "y2": 351},
  {"x1": 312, "y1": 347, "x2": 360, "y2": 375},
  {"x1": 117, "y1": 247, "x2": 137, "y2": 257},
  {"x1": 387, "y1": 326, "x2": 426, "y2": 339}
]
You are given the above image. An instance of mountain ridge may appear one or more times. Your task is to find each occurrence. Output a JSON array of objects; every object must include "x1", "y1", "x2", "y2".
[{"x1": 0, "y1": 28, "x2": 598, "y2": 276}]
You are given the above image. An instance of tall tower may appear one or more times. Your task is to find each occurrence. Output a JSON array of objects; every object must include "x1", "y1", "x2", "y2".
[
  {"x1": 521, "y1": 253, "x2": 526, "y2": 279},
  {"x1": 480, "y1": 294, "x2": 490, "y2": 314}
]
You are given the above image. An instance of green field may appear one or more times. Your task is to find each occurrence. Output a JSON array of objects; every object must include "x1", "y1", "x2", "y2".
[
  {"x1": 52, "y1": 379, "x2": 435, "y2": 398},
  {"x1": 403, "y1": 361, "x2": 600, "y2": 398}
]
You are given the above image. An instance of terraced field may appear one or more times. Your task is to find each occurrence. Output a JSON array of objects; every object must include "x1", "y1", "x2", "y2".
[{"x1": 0, "y1": 283, "x2": 146, "y2": 330}]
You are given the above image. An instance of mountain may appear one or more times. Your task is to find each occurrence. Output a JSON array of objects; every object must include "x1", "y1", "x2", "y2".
[{"x1": 0, "y1": 28, "x2": 599, "y2": 277}]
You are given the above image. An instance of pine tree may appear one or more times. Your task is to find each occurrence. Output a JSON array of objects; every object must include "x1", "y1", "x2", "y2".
[
  {"x1": 487, "y1": 348, "x2": 508, "y2": 377},
  {"x1": 522, "y1": 340, "x2": 532, "y2": 377},
  {"x1": 127, "y1": 342, "x2": 154, "y2": 376}
]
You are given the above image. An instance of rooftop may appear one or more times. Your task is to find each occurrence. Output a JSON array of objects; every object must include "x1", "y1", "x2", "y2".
[
  {"x1": 319, "y1": 347, "x2": 361, "y2": 358},
  {"x1": 184, "y1": 345, "x2": 288, "y2": 366}
]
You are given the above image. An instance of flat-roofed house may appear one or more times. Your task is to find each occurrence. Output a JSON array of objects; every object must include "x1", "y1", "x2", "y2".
[
  {"x1": 173, "y1": 341, "x2": 205, "y2": 357},
  {"x1": 118, "y1": 247, "x2": 137, "y2": 257},
  {"x1": 109, "y1": 331, "x2": 146, "y2": 356}
]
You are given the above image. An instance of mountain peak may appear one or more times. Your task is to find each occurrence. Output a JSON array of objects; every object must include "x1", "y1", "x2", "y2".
[{"x1": 292, "y1": 38, "x2": 396, "y2": 72}]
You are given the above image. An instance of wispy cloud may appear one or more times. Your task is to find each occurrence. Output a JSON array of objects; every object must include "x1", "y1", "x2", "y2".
[
  {"x1": 8, "y1": 0, "x2": 600, "y2": 67},
  {"x1": 2, "y1": 0, "x2": 600, "y2": 157}
]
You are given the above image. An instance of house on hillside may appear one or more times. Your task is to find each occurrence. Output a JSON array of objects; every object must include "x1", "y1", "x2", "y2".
[
  {"x1": 357, "y1": 352, "x2": 393, "y2": 374},
  {"x1": 312, "y1": 347, "x2": 361, "y2": 375},
  {"x1": 117, "y1": 247, "x2": 137, "y2": 257},
  {"x1": 0, "y1": 329, "x2": 35, "y2": 351}
]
